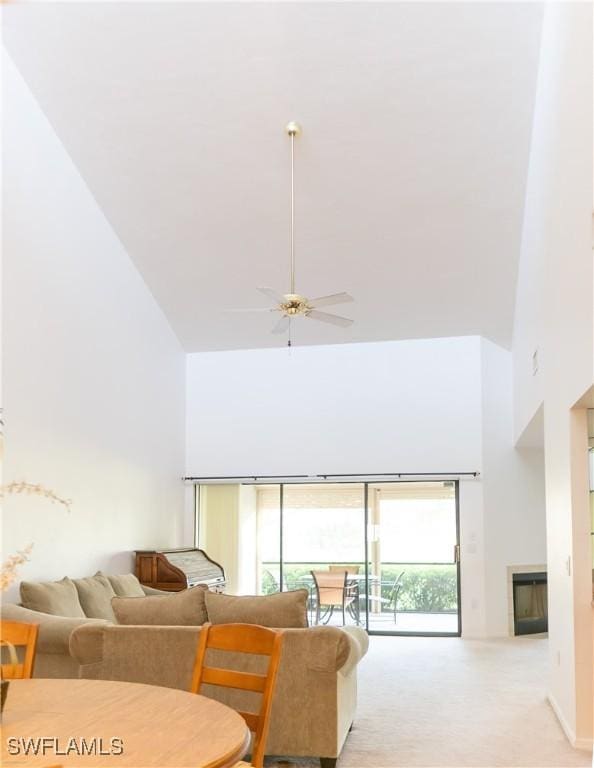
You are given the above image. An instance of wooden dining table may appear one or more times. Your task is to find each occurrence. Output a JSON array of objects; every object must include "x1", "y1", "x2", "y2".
[{"x1": 1, "y1": 678, "x2": 251, "y2": 767}]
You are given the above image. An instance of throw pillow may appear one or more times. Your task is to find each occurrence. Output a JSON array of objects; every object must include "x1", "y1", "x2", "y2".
[
  {"x1": 205, "y1": 589, "x2": 309, "y2": 628},
  {"x1": 73, "y1": 574, "x2": 117, "y2": 621},
  {"x1": 112, "y1": 586, "x2": 208, "y2": 626},
  {"x1": 101, "y1": 572, "x2": 146, "y2": 598},
  {"x1": 20, "y1": 576, "x2": 85, "y2": 618}
]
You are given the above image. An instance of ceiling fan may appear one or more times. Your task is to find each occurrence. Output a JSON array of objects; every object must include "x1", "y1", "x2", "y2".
[{"x1": 229, "y1": 122, "x2": 354, "y2": 340}]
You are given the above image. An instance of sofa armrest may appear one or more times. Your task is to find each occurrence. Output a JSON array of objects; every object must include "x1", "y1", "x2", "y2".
[
  {"x1": 69, "y1": 623, "x2": 105, "y2": 665},
  {"x1": 338, "y1": 626, "x2": 369, "y2": 676},
  {"x1": 1, "y1": 603, "x2": 109, "y2": 655},
  {"x1": 263, "y1": 625, "x2": 366, "y2": 757},
  {"x1": 284, "y1": 625, "x2": 368, "y2": 675}
]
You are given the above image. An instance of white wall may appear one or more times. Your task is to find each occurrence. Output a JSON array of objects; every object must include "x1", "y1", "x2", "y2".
[
  {"x1": 481, "y1": 339, "x2": 546, "y2": 637},
  {"x1": 186, "y1": 336, "x2": 483, "y2": 477},
  {"x1": 186, "y1": 335, "x2": 547, "y2": 638},
  {"x1": 2, "y1": 52, "x2": 187, "y2": 599},
  {"x1": 511, "y1": 1, "x2": 593, "y2": 748}
]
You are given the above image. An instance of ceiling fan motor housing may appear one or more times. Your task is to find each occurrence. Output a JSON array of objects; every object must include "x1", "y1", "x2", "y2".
[{"x1": 281, "y1": 293, "x2": 310, "y2": 316}]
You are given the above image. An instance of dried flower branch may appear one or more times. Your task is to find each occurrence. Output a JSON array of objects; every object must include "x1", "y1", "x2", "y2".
[
  {"x1": 0, "y1": 481, "x2": 71, "y2": 512},
  {"x1": 0, "y1": 544, "x2": 33, "y2": 592},
  {"x1": 0, "y1": 417, "x2": 72, "y2": 592}
]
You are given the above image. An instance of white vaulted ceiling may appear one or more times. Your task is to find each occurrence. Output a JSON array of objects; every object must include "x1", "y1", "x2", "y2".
[{"x1": 3, "y1": 2, "x2": 543, "y2": 351}]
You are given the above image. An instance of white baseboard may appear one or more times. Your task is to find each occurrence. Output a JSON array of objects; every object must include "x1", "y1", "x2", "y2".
[{"x1": 547, "y1": 693, "x2": 593, "y2": 752}]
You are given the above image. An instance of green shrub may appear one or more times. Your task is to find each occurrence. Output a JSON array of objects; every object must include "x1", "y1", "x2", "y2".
[{"x1": 381, "y1": 565, "x2": 457, "y2": 612}]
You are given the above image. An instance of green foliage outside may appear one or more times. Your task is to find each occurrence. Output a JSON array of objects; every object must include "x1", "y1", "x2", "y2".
[
  {"x1": 381, "y1": 565, "x2": 457, "y2": 612},
  {"x1": 261, "y1": 562, "x2": 457, "y2": 614}
]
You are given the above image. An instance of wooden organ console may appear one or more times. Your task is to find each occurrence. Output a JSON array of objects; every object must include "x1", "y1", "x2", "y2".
[{"x1": 135, "y1": 548, "x2": 226, "y2": 592}]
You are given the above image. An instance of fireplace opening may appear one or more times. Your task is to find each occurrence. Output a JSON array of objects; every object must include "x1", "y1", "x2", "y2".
[{"x1": 512, "y1": 571, "x2": 548, "y2": 635}]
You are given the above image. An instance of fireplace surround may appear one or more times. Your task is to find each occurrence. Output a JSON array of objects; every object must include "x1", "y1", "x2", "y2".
[
  {"x1": 506, "y1": 564, "x2": 548, "y2": 636},
  {"x1": 512, "y1": 571, "x2": 548, "y2": 635}
]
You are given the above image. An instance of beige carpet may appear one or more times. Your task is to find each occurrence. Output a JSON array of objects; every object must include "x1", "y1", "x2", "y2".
[{"x1": 267, "y1": 635, "x2": 592, "y2": 768}]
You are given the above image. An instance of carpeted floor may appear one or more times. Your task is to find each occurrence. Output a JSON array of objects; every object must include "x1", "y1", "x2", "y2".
[{"x1": 267, "y1": 635, "x2": 592, "y2": 768}]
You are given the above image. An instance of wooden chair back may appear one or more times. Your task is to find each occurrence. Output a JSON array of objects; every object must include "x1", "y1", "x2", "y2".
[
  {"x1": 1, "y1": 621, "x2": 39, "y2": 679},
  {"x1": 190, "y1": 623, "x2": 284, "y2": 768}
]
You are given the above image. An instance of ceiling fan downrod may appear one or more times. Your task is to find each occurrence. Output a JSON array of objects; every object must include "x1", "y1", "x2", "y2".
[
  {"x1": 286, "y1": 121, "x2": 301, "y2": 297},
  {"x1": 225, "y1": 121, "x2": 354, "y2": 338}
]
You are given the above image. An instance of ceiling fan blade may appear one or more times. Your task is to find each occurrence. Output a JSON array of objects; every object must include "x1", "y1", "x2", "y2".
[
  {"x1": 306, "y1": 309, "x2": 353, "y2": 328},
  {"x1": 308, "y1": 292, "x2": 354, "y2": 308},
  {"x1": 224, "y1": 308, "x2": 275, "y2": 313},
  {"x1": 257, "y1": 287, "x2": 285, "y2": 305},
  {"x1": 271, "y1": 315, "x2": 291, "y2": 335}
]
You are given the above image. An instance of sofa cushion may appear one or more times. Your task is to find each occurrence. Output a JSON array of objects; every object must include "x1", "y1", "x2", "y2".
[
  {"x1": 101, "y1": 572, "x2": 145, "y2": 598},
  {"x1": 73, "y1": 574, "x2": 117, "y2": 621},
  {"x1": 112, "y1": 586, "x2": 208, "y2": 626},
  {"x1": 20, "y1": 576, "x2": 85, "y2": 618},
  {"x1": 205, "y1": 589, "x2": 309, "y2": 628}
]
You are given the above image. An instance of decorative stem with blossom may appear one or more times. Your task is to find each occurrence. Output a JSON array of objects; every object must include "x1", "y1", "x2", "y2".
[{"x1": 0, "y1": 482, "x2": 71, "y2": 591}]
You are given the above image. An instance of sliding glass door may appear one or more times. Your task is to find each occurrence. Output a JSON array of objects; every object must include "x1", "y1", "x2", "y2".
[{"x1": 252, "y1": 480, "x2": 460, "y2": 636}]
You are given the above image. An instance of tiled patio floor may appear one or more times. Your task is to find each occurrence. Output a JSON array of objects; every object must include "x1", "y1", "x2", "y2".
[{"x1": 310, "y1": 609, "x2": 459, "y2": 634}]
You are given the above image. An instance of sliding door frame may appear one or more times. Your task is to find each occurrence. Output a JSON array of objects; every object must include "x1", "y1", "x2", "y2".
[
  {"x1": 196, "y1": 478, "x2": 462, "y2": 637},
  {"x1": 279, "y1": 483, "x2": 285, "y2": 591}
]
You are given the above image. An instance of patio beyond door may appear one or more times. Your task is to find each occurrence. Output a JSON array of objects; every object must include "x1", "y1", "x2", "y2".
[
  {"x1": 257, "y1": 482, "x2": 366, "y2": 607},
  {"x1": 255, "y1": 480, "x2": 461, "y2": 636},
  {"x1": 365, "y1": 482, "x2": 460, "y2": 635}
]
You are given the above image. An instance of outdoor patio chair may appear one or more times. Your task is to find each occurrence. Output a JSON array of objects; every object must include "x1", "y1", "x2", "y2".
[
  {"x1": 262, "y1": 569, "x2": 304, "y2": 594},
  {"x1": 366, "y1": 571, "x2": 406, "y2": 623},
  {"x1": 328, "y1": 564, "x2": 360, "y2": 575},
  {"x1": 311, "y1": 570, "x2": 359, "y2": 626},
  {"x1": 262, "y1": 569, "x2": 281, "y2": 593}
]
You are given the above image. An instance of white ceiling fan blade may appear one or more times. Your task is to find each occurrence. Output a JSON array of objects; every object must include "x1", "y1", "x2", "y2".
[
  {"x1": 307, "y1": 309, "x2": 353, "y2": 328},
  {"x1": 224, "y1": 308, "x2": 276, "y2": 313},
  {"x1": 271, "y1": 315, "x2": 291, "y2": 335},
  {"x1": 257, "y1": 287, "x2": 285, "y2": 305},
  {"x1": 308, "y1": 292, "x2": 354, "y2": 309}
]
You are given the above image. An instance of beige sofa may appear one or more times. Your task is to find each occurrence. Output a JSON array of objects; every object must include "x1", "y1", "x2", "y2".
[
  {"x1": 71, "y1": 622, "x2": 367, "y2": 767},
  {"x1": 1, "y1": 578, "x2": 166, "y2": 678},
  {"x1": 1, "y1": 574, "x2": 368, "y2": 767}
]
